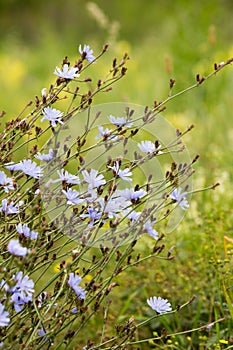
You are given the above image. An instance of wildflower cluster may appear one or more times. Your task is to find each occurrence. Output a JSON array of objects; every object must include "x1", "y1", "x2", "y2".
[
  {"x1": 39, "y1": 98, "x2": 193, "y2": 247},
  {"x1": 0, "y1": 43, "x2": 230, "y2": 349}
]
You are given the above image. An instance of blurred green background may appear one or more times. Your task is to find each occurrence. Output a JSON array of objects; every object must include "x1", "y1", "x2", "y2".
[{"x1": 1, "y1": 1, "x2": 233, "y2": 347}]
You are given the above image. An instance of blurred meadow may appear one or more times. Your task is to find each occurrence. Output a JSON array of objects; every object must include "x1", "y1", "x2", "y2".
[{"x1": 1, "y1": 0, "x2": 233, "y2": 348}]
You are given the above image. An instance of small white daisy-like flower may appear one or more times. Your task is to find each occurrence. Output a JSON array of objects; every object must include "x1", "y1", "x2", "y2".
[
  {"x1": 0, "y1": 171, "x2": 14, "y2": 193},
  {"x1": 79, "y1": 44, "x2": 95, "y2": 63},
  {"x1": 62, "y1": 188, "x2": 83, "y2": 205},
  {"x1": 123, "y1": 209, "x2": 141, "y2": 222},
  {"x1": 35, "y1": 149, "x2": 55, "y2": 162},
  {"x1": 117, "y1": 188, "x2": 147, "y2": 201},
  {"x1": 0, "y1": 199, "x2": 23, "y2": 215},
  {"x1": 147, "y1": 296, "x2": 172, "y2": 314},
  {"x1": 54, "y1": 64, "x2": 80, "y2": 80},
  {"x1": 5, "y1": 159, "x2": 43, "y2": 179},
  {"x1": 0, "y1": 303, "x2": 10, "y2": 327},
  {"x1": 41, "y1": 107, "x2": 64, "y2": 127},
  {"x1": 108, "y1": 115, "x2": 133, "y2": 128},
  {"x1": 117, "y1": 168, "x2": 132, "y2": 182},
  {"x1": 108, "y1": 161, "x2": 132, "y2": 182},
  {"x1": 68, "y1": 272, "x2": 86, "y2": 299},
  {"x1": 16, "y1": 223, "x2": 38, "y2": 240},
  {"x1": 55, "y1": 169, "x2": 80, "y2": 185},
  {"x1": 97, "y1": 196, "x2": 130, "y2": 219},
  {"x1": 80, "y1": 207, "x2": 102, "y2": 227},
  {"x1": 144, "y1": 220, "x2": 158, "y2": 240},
  {"x1": 169, "y1": 187, "x2": 189, "y2": 210},
  {"x1": 138, "y1": 140, "x2": 155, "y2": 153},
  {"x1": 82, "y1": 169, "x2": 106, "y2": 190},
  {"x1": 95, "y1": 125, "x2": 116, "y2": 140},
  {"x1": 7, "y1": 239, "x2": 28, "y2": 257},
  {"x1": 4, "y1": 162, "x2": 21, "y2": 171}
]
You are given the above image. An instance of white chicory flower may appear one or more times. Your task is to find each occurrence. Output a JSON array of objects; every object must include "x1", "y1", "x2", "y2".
[
  {"x1": 169, "y1": 187, "x2": 189, "y2": 210},
  {"x1": 138, "y1": 140, "x2": 155, "y2": 153},
  {"x1": 54, "y1": 64, "x2": 80, "y2": 80},
  {"x1": 79, "y1": 44, "x2": 95, "y2": 63},
  {"x1": 147, "y1": 296, "x2": 172, "y2": 314},
  {"x1": 41, "y1": 107, "x2": 64, "y2": 127}
]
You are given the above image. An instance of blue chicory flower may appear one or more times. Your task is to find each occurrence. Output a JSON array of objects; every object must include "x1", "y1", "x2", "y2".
[
  {"x1": 0, "y1": 303, "x2": 10, "y2": 327},
  {"x1": 7, "y1": 239, "x2": 28, "y2": 257}
]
